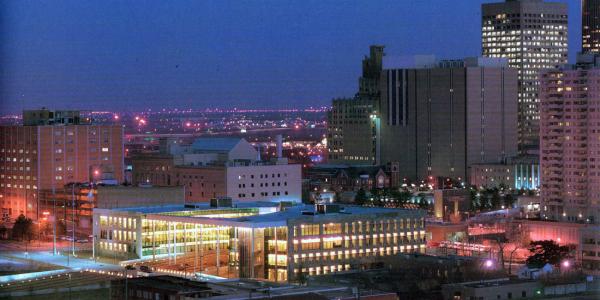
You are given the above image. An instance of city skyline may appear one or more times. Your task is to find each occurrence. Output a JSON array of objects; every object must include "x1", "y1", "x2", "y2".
[{"x1": 0, "y1": 0, "x2": 581, "y2": 115}]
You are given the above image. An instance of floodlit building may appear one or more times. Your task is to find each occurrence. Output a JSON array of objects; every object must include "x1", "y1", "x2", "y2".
[
  {"x1": 468, "y1": 156, "x2": 540, "y2": 190},
  {"x1": 93, "y1": 202, "x2": 426, "y2": 282},
  {"x1": 0, "y1": 109, "x2": 124, "y2": 221},
  {"x1": 132, "y1": 137, "x2": 301, "y2": 203}
]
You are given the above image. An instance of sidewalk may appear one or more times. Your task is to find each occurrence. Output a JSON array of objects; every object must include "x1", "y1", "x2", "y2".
[{"x1": 3, "y1": 251, "x2": 119, "y2": 270}]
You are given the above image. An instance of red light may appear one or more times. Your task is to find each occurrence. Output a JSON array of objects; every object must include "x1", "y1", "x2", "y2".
[{"x1": 94, "y1": 170, "x2": 100, "y2": 176}]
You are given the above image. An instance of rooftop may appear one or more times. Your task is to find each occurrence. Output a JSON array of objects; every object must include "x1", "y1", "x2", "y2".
[
  {"x1": 191, "y1": 138, "x2": 243, "y2": 152},
  {"x1": 101, "y1": 201, "x2": 421, "y2": 226}
]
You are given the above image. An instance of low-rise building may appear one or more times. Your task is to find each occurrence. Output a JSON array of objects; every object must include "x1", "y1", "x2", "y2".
[
  {"x1": 433, "y1": 189, "x2": 471, "y2": 223},
  {"x1": 93, "y1": 202, "x2": 426, "y2": 282},
  {"x1": 468, "y1": 156, "x2": 540, "y2": 190},
  {"x1": 581, "y1": 225, "x2": 600, "y2": 275},
  {"x1": 132, "y1": 137, "x2": 301, "y2": 203},
  {"x1": 442, "y1": 278, "x2": 588, "y2": 300}
]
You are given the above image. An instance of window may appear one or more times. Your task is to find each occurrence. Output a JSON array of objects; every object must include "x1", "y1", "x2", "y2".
[{"x1": 102, "y1": 147, "x2": 109, "y2": 152}]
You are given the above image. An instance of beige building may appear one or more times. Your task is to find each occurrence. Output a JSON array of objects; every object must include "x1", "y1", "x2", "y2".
[
  {"x1": 482, "y1": 0, "x2": 568, "y2": 153},
  {"x1": 539, "y1": 54, "x2": 600, "y2": 222},
  {"x1": 0, "y1": 109, "x2": 124, "y2": 221},
  {"x1": 380, "y1": 57, "x2": 518, "y2": 181}
]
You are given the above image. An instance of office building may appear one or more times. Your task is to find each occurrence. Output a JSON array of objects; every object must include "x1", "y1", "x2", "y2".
[
  {"x1": 583, "y1": 0, "x2": 600, "y2": 53},
  {"x1": 468, "y1": 156, "x2": 540, "y2": 190},
  {"x1": 0, "y1": 109, "x2": 124, "y2": 221},
  {"x1": 539, "y1": 54, "x2": 600, "y2": 222},
  {"x1": 132, "y1": 137, "x2": 301, "y2": 203},
  {"x1": 379, "y1": 57, "x2": 518, "y2": 181},
  {"x1": 328, "y1": 98, "x2": 379, "y2": 164},
  {"x1": 482, "y1": 0, "x2": 568, "y2": 152},
  {"x1": 93, "y1": 201, "x2": 426, "y2": 282},
  {"x1": 37, "y1": 185, "x2": 184, "y2": 231},
  {"x1": 328, "y1": 45, "x2": 384, "y2": 165}
]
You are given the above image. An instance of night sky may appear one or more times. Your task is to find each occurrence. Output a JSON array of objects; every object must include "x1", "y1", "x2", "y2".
[{"x1": 0, "y1": 0, "x2": 581, "y2": 114}]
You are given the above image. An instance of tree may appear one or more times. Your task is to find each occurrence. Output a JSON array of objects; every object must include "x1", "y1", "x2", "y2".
[
  {"x1": 490, "y1": 189, "x2": 502, "y2": 210},
  {"x1": 469, "y1": 188, "x2": 480, "y2": 212},
  {"x1": 398, "y1": 190, "x2": 412, "y2": 204},
  {"x1": 504, "y1": 194, "x2": 516, "y2": 208},
  {"x1": 0, "y1": 224, "x2": 7, "y2": 239},
  {"x1": 525, "y1": 240, "x2": 571, "y2": 268},
  {"x1": 354, "y1": 188, "x2": 367, "y2": 206},
  {"x1": 296, "y1": 264, "x2": 308, "y2": 285},
  {"x1": 11, "y1": 214, "x2": 34, "y2": 241}
]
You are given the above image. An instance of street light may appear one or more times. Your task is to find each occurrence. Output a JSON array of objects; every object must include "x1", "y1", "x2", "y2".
[{"x1": 484, "y1": 259, "x2": 494, "y2": 269}]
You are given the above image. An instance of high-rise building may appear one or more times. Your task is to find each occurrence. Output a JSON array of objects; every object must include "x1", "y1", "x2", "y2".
[
  {"x1": 482, "y1": 0, "x2": 568, "y2": 153},
  {"x1": 327, "y1": 98, "x2": 379, "y2": 164},
  {"x1": 327, "y1": 45, "x2": 384, "y2": 165},
  {"x1": 539, "y1": 54, "x2": 600, "y2": 222},
  {"x1": 0, "y1": 109, "x2": 124, "y2": 221},
  {"x1": 583, "y1": 0, "x2": 600, "y2": 53},
  {"x1": 379, "y1": 57, "x2": 518, "y2": 181}
]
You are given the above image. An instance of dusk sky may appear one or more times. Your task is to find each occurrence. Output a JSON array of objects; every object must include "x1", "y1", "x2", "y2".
[{"x1": 0, "y1": 0, "x2": 580, "y2": 115}]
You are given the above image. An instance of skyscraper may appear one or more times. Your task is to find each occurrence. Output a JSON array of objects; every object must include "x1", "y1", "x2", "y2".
[
  {"x1": 0, "y1": 109, "x2": 124, "y2": 221},
  {"x1": 482, "y1": 0, "x2": 568, "y2": 153},
  {"x1": 539, "y1": 54, "x2": 600, "y2": 222},
  {"x1": 328, "y1": 45, "x2": 384, "y2": 165},
  {"x1": 379, "y1": 57, "x2": 518, "y2": 181},
  {"x1": 583, "y1": 0, "x2": 600, "y2": 53}
]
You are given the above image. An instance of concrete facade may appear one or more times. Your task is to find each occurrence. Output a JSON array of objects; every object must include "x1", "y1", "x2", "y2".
[
  {"x1": 539, "y1": 57, "x2": 600, "y2": 222},
  {"x1": 0, "y1": 123, "x2": 124, "y2": 221},
  {"x1": 379, "y1": 58, "x2": 518, "y2": 181}
]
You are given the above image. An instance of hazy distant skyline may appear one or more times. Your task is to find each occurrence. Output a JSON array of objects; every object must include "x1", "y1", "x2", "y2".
[{"x1": 0, "y1": 0, "x2": 581, "y2": 114}]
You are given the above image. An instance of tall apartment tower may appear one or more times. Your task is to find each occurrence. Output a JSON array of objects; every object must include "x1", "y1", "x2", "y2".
[
  {"x1": 0, "y1": 109, "x2": 124, "y2": 221},
  {"x1": 380, "y1": 57, "x2": 518, "y2": 181},
  {"x1": 539, "y1": 54, "x2": 600, "y2": 222},
  {"x1": 482, "y1": 0, "x2": 568, "y2": 153},
  {"x1": 328, "y1": 45, "x2": 384, "y2": 165},
  {"x1": 583, "y1": 0, "x2": 600, "y2": 53}
]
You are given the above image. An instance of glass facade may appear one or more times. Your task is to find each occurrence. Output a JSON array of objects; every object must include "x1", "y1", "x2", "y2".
[{"x1": 93, "y1": 204, "x2": 425, "y2": 282}]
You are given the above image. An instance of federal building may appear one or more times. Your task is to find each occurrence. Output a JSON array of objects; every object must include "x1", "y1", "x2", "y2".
[{"x1": 93, "y1": 201, "x2": 426, "y2": 282}]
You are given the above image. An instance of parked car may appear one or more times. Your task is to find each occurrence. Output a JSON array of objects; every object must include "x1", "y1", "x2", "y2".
[
  {"x1": 125, "y1": 265, "x2": 136, "y2": 270},
  {"x1": 139, "y1": 265, "x2": 153, "y2": 273}
]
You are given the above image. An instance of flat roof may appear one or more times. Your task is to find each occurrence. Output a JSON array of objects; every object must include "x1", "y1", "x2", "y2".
[{"x1": 98, "y1": 202, "x2": 423, "y2": 227}]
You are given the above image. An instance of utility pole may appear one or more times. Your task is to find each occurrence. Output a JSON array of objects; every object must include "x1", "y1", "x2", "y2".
[
  {"x1": 71, "y1": 183, "x2": 75, "y2": 256},
  {"x1": 52, "y1": 186, "x2": 57, "y2": 255}
]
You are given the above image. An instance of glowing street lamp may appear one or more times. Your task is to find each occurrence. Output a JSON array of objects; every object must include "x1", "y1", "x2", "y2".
[{"x1": 484, "y1": 259, "x2": 494, "y2": 269}]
